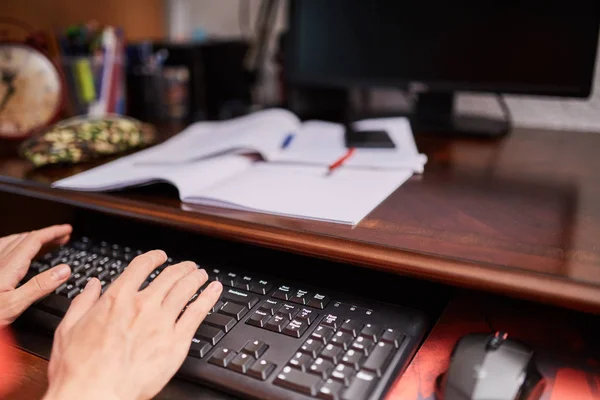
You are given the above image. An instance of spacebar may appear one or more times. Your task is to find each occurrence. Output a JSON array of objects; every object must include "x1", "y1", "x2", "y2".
[{"x1": 37, "y1": 294, "x2": 71, "y2": 316}]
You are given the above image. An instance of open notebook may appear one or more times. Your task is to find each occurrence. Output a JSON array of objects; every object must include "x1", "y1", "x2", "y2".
[{"x1": 52, "y1": 109, "x2": 424, "y2": 225}]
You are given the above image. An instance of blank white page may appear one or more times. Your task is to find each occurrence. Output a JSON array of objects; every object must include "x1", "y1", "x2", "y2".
[
  {"x1": 184, "y1": 163, "x2": 413, "y2": 225},
  {"x1": 52, "y1": 155, "x2": 252, "y2": 195}
]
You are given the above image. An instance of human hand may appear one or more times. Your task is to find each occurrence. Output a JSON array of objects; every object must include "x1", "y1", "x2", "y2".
[
  {"x1": 44, "y1": 250, "x2": 223, "y2": 400},
  {"x1": 0, "y1": 224, "x2": 73, "y2": 327}
]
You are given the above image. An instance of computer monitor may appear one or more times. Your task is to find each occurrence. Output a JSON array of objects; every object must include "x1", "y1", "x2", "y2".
[{"x1": 285, "y1": 0, "x2": 600, "y2": 137}]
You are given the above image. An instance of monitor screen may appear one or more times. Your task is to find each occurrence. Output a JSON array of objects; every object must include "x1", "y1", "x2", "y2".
[{"x1": 286, "y1": 0, "x2": 600, "y2": 97}]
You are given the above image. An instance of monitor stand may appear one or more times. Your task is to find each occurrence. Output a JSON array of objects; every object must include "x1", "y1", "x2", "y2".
[{"x1": 409, "y1": 92, "x2": 511, "y2": 138}]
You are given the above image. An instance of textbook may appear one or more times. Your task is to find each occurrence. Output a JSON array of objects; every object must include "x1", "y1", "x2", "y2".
[{"x1": 53, "y1": 109, "x2": 426, "y2": 225}]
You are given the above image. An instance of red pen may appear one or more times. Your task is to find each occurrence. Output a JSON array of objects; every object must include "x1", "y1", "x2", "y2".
[{"x1": 327, "y1": 147, "x2": 356, "y2": 175}]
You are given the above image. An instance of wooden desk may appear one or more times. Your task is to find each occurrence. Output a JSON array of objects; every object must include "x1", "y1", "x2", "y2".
[
  {"x1": 1, "y1": 126, "x2": 600, "y2": 313},
  {"x1": 1, "y1": 125, "x2": 600, "y2": 399}
]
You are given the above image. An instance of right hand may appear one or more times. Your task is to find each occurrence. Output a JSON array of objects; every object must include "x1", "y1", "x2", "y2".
[{"x1": 43, "y1": 250, "x2": 223, "y2": 400}]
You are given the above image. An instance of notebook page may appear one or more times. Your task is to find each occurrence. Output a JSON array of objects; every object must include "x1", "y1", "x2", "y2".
[
  {"x1": 52, "y1": 154, "x2": 252, "y2": 195},
  {"x1": 272, "y1": 118, "x2": 427, "y2": 172},
  {"x1": 183, "y1": 163, "x2": 412, "y2": 225},
  {"x1": 129, "y1": 108, "x2": 301, "y2": 165}
]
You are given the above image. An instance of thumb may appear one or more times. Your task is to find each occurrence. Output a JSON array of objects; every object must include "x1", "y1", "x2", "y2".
[{"x1": 14, "y1": 264, "x2": 71, "y2": 312}]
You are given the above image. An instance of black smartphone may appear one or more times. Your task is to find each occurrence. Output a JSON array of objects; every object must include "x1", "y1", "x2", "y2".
[{"x1": 344, "y1": 128, "x2": 396, "y2": 148}]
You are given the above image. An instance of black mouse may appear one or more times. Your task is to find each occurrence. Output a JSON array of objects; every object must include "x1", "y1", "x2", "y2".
[{"x1": 435, "y1": 331, "x2": 546, "y2": 400}]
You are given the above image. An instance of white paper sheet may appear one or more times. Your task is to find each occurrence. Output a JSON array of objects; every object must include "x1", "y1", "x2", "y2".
[{"x1": 184, "y1": 163, "x2": 413, "y2": 226}]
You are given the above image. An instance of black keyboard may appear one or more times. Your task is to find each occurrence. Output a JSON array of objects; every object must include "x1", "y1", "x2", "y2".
[{"x1": 22, "y1": 236, "x2": 428, "y2": 400}]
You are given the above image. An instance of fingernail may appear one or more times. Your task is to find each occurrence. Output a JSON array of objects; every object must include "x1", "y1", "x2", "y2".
[
  {"x1": 208, "y1": 281, "x2": 222, "y2": 293},
  {"x1": 198, "y1": 268, "x2": 208, "y2": 278},
  {"x1": 84, "y1": 278, "x2": 98, "y2": 289},
  {"x1": 52, "y1": 264, "x2": 71, "y2": 280}
]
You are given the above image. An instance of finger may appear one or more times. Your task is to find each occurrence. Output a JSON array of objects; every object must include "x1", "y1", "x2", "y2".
[
  {"x1": 108, "y1": 250, "x2": 167, "y2": 294},
  {"x1": 59, "y1": 278, "x2": 101, "y2": 334},
  {"x1": 36, "y1": 233, "x2": 71, "y2": 259},
  {"x1": 11, "y1": 264, "x2": 71, "y2": 313},
  {"x1": 176, "y1": 280, "x2": 222, "y2": 338},
  {"x1": 7, "y1": 225, "x2": 72, "y2": 263},
  {"x1": 143, "y1": 261, "x2": 197, "y2": 300},
  {"x1": 162, "y1": 268, "x2": 208, "y2": 315}
]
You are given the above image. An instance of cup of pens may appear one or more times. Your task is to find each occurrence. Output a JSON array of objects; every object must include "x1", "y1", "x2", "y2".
[{"x1": 57, "y1": 24, "x2": 127, "y2": 117}]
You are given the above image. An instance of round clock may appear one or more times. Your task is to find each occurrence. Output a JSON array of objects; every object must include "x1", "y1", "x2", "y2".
[{"x1": 0, "y1": 42, "x2": 64, "y2": 139}]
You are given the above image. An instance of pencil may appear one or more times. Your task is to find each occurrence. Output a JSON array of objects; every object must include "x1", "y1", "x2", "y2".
[{"x1": 327, "y1": 147, "x2": 356, "y2": 175}]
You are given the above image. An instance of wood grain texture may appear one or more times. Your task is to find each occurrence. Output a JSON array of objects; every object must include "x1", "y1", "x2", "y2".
[
  {"x1": 2, "y1": 126, "x2": 600, "y2": 313},
  {"x1": 3, "y1": 348, "x2": 49, "y2": 400}
]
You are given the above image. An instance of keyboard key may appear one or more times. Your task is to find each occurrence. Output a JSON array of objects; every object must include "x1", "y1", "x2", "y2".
[
  {"x1": 227, "y1": 352, "x2": 256, "y2": 374},
  {"x1": 312, "y1": 326, "x2": 335, "y2": 344},
  {"x1": 219, "y1": 301, "x2": 248, "y2": 321},
  {"x1": 351, "y1": 336, "x2": 375, "y2": 356},
  {"x1": 300, "y1": 338, "x2": 323, "y2": 358},
  {"x1": 272, "y1": 285, "x2": 293, "y2": 300},
  {"x1": 196, "y1": 324, "x2": 225, "y2": 345},
  {"x1": 330, "y1": 331, "x2": 354, "y2": 350},
  {"x1": 242, "y1": 340, "x2": 269, "y2": 359},
  {"x1": 235, "y1": 275, "x2": 254, "y2": 290},
  {"x1": 279, "y1": 303, "x2": 299, "y2": 320},
  {"x1": 248, "y1": 359, "x2": 276, "y2": 380},
  {"x1": 222, "y1": 288, "x2": 259, "y2": 309},
  {"x1": 248, "y1": 279, "x2": 272, "y2": 295},
  {"x1": 108, "y1": 269, "x2": 120, "y2": 282},
  {"x1": 274, "y1": 366, "x2": 322, "y2": 396},
  {"x1": 342, "y1": 370, "x2": 378, "y2": 400},
  {"x1": 246, "y1": 310, "x2": 270, "y2": 328},
  {"x1": 208, "y1": 347, "x2": 236, "y2": 368},
  {"x1": 340, "y1": 319, "x2": 363, "y2": 337},
  {"x1": 331, "y1": 364, "x2": 354, "y2": 386},
  {"x1": 72, "y1": 272, "x2": 87, "y2": 287},
  {"x1": 289, "y1": 352, "x2": 313, "y2": 371},
  {"x1": 97, "y1": 269, "x2": 110, "y2": 281},
  {"x1": 296, "y1": 308, "x2": 317, "y2": 325},
  {"x1": 66, "y1": 285, "x2": 79, "y2": 299},
  {"x1": 283, "y1": 319, "x2": 308, "y2": 338},
  {"x1": 381, "y1": 328, "x2": 405, "y2": 348},
  {"x1": 341, "y1": 349, "x2": 364, "y2": 370},
  {"x1": 360, "y1": 324, "x2": 382, "y2": 342},
  {"x1": 265, "y1": 314, "x2": 289, "y2": 333},
  {"x1": 31, "y1": 261, "x2": 49, "y2": 273},
  {"x1": 290, "y1": 289, "x2": 311, "y2": 305},
  {"x1": 55, "y1": 283, "x2": 68, "y2": 295},
  {"x1": 318, "y1": 378, "x2": 344, "y2": 400},
  {"x1": 307, "y1": 293, "x2": 330, "y2": 309},
  {"x1": 321, "y1": 314, "x2": 340, "y2": 330},
  {"x1": 362, "y1": 342, "x2": 393, "y2": 377},
  {"x1": 258, "y1": 299, "x2": 279, "y2": 315},
  {"x1": 211, "y1": 300, "x2": 224, "y2": 313},
  {"x1": 308, "y1": 357, "x2": 334, "y2": 379},
  {"x1": 204, "y1": 313, "x2": 236, "y2": 332},
  {"x1": 223, "y1": 272, "x2": 237, "y2": 286},
  {"x1": 321, "y1": 343, "x2": 343, "y2": 364},
  {"x1": 189, "y1": 338, "x2": 212, "y2": 358}
]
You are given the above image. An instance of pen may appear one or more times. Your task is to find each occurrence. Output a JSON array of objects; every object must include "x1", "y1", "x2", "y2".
[
  {"x1": 281, "y1": 133, "x2": 294, "y2": 149},
  {"x1": 327, "y1": 147, "x2": 355, "y2": 175}
]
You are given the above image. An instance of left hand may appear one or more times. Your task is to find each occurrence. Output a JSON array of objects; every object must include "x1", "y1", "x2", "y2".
[{"x1": 0, "y1": 224, "x2": 73, "y2": 327}]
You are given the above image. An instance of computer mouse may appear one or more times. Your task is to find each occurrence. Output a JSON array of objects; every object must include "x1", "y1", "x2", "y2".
[{"x1": 435, "y1": 331, "x2": 545, "y2": 400}]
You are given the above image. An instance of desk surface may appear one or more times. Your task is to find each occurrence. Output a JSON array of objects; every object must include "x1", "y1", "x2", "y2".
[{"x1": 1, "y1": 125, "x2": 600, "y2": 312}]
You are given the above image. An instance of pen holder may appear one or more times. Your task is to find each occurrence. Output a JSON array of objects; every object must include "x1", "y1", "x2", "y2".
[
  {"x1": 126, "y1": 64, "x2": 189, "y2": 123},
  {"x1": 59, "y1": 54, "x2": 126, "y2": 117}
]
